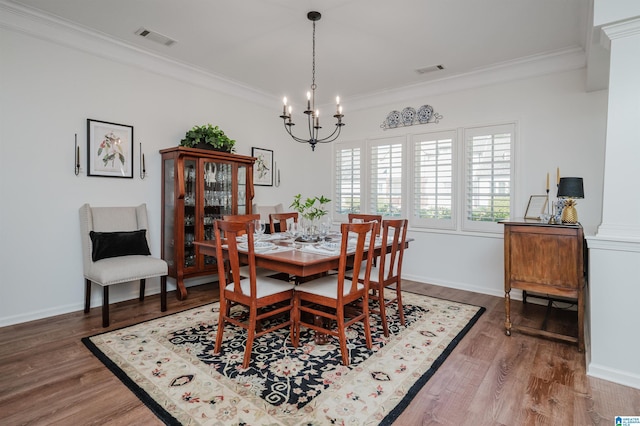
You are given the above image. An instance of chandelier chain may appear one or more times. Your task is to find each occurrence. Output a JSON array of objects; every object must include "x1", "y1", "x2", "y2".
[
  {"x1": 311, "y1": 20, "x2": 316, "y2": 90},
  {"x1": 279, "y1": 11, "x2": 344, "y2": 151}
]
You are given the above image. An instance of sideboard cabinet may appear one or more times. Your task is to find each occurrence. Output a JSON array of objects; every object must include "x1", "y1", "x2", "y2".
[
  {"x1": 160, "y1": 147, "x2": 255, "y2": 299},
  {"x1": 502, "y1": 221, "x2": 586, "y2": 351}
]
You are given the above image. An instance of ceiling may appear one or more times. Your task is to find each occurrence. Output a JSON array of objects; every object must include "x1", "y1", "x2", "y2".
[{"x1": 10, "y1": 0, "x2": 591, "y2": 107}]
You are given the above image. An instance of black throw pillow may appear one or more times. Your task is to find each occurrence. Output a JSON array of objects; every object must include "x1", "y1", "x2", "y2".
[{"x1": 90, "y1": 229, "x2": 151, "y2": 261}]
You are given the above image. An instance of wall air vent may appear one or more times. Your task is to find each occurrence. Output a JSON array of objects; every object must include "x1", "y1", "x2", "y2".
[
  {"x1": 135, "y1": 27, "x2": 176, "y2": 47},
  {"x1": 415, "y1": 64, "x2": 445, "y2": 74}
]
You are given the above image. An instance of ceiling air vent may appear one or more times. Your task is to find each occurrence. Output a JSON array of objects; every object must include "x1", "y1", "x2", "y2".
[
  {"x1": 415, "y1": 64, "x2": 445, "y2": 74},
  {"x1": 135, "y1": 27, "x2": 177, "y2": 47}
]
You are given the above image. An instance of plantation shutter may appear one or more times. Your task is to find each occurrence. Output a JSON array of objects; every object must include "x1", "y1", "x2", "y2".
[{"x1": 463, "y1": 124, "x2": 514, "y2": 232}]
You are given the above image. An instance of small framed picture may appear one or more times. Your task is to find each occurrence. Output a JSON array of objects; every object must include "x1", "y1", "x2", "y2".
[
  {"x1": 524, "y1": 195, "x2": 548, "y2": 219},
  {"x1": 252, "y1": 147, "x2": 273, "y2": 186},
  {"x1": 87, "y1": 119, "x2": 134, "y2": 178}
]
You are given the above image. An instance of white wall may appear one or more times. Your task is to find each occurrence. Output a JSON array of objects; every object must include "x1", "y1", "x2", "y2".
[
  {"x1": 341, "y1": 71, "x2": 607, "y2": 295},
  {"x1": 0, "y1": 14, "x2": 607, "y2": 323},
  {"x1": 0, "y1": 26, "x2": 326, "y2": 325}
]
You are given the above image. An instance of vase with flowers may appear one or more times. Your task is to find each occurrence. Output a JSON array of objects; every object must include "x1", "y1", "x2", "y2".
[{"x1": 290, "y1": 194, "x2": 331, "y2": 241}]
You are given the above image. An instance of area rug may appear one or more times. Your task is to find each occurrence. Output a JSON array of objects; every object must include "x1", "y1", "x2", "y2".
[{"x1": 82, "y1": 291, "x2": 484, "y2": 425}]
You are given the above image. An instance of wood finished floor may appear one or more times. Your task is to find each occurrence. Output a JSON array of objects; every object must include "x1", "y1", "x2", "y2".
[{"x1": 1, "y1": 281, "x2": 639, "y2": 425}]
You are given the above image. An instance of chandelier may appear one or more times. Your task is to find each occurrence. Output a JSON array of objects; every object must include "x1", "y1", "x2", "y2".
[{"x1": 279, "y1": 11, "x2": 344, "y2": 151}]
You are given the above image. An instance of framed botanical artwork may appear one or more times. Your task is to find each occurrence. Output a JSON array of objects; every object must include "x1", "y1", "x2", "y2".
[
  {"x1": 252, "y1": 147, "x2": 273, "y2": 186},
  {"x1": 87, "y1": 119, "x2": 134, "y2": 178},
  {"x1": 524, "y1": 195, "x2": 548, "y2": 219}
]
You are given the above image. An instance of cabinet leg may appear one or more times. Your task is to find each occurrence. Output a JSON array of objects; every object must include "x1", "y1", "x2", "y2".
[
  {"x1": 504, "y1": 291, "x2": 512, "y2": 336},
  {"x1": 176, "y1": 279, "x2": 188, "y2": 300}
]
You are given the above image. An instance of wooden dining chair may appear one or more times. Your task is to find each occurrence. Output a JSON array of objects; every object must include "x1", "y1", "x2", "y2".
[
  {"x1": 212, "y1": 219, "x2": 295, "y2": 368},
  {"x1": 348, "y1": 213, "x2": 382, "y2": 237},
  {"x1": 292, "y1": 221, "x2": 376, "y2": 366},
  {"x1": 222, "y1": 214, "x2": 260, "y2": 233},
  {"x1": 269, "y1": 212, "x2": 298, "y2": 234},
  {"x1": 221, "y1": 213, "x2": 273, "y2": 278},
  {"x1": 357, "y1": 219, "x2": 408, "y2": 337}
]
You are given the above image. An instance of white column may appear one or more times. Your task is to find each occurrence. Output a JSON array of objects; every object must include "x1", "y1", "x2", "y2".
[
  {"x1": 596, "y1": 19, "x2": 640, "y2": 239},
  {"x1": 587, "y1": 17, "x2": 640, "y2": 390}
]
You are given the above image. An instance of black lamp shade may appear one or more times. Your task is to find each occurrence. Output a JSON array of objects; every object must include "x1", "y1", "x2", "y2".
[{"x1": 557, "y1": 177, "x2": 584, "y2": 198}]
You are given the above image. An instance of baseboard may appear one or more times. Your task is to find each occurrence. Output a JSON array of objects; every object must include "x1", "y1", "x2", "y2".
[{"x1": 587, "y1": 363, "x2": 640, "y2": 390}]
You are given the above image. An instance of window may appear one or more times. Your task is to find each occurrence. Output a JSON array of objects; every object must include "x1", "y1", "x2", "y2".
[
  {"x1": 410, "y1": 131, "x2": 455, "y2": 229},
  {"x1": 332, "y1": 122, "x2": 514, "y2": 233},
  {"x1": 463, "y1": 124, "x2": 514, "y2": 232},
  {"x1": 368, "y1": 136, "x2": 404, "y2": 217},
  {"x1": 334, "y1": 141, "x2": 362, "y2": 217}
]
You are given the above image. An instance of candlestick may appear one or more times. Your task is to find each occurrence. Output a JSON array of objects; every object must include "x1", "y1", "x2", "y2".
[
  {"x1": 139, "y1": 142, "x2": 146, "y2": 180},
  {"x1": 557, "y1": 167, "x2": 560, "y2": 185},
  {"x1": 546, "y1": 172, "x2": 549, "y2": 191},
  {"x1": 74, "y1": 133, "x2": 80, "y2": 176}
]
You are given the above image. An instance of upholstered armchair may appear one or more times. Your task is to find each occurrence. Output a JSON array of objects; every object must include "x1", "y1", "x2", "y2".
[{"x1": 79, "y1": 203, "x2": 168, "y2": 327}]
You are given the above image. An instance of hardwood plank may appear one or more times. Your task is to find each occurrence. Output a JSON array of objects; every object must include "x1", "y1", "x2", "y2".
[{"x1": 1, "y1": 280, "x2": 639, "y2": 425}]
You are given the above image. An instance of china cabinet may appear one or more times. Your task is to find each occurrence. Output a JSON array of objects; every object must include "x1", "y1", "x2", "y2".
[{"x1": 160, "y1": 147, "x2": 255, "y2": 299}]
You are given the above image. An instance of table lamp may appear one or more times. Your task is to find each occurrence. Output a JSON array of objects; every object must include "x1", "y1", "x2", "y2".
[{"x1": 557, "y1": 177, "x2": 584, "y2": 223}]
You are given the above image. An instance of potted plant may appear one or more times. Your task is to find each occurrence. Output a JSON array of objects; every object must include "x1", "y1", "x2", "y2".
[
  {"x1": 290, "y1": 194, "x2": 331, "y2": 240},
  {"x1": 179, "y1": 124, "x2": 236, "y2": 153}
]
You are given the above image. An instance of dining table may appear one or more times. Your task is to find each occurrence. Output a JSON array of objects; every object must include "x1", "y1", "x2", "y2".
[
  {"x1": 194, "y1": 231, "x2": 411, "y2": 344},
  {"x1": 193, "y1": 231, "x2": 409, "y2": 280}
]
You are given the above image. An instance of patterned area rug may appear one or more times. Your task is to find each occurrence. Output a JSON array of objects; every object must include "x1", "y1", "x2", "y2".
[{"x1": 82, "y1": 291, "x2": 484, "y2": 425}]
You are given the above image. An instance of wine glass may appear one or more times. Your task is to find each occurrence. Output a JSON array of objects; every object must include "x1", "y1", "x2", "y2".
[
  {"x1": 287, "y1": 222, "x2": 300, "y2": 247},
  {"x1": 254, "y1": 219, "x2": 265, "y2": 241},
  {"x1": 319, "y1": 216, "x2": 331, "y2": 241}
]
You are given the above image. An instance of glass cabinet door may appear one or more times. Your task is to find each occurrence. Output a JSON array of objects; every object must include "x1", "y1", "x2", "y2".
[
  {"x1": 162, "y1": 158, "x2": 175, "y2": 269},
  {"x1": 183, "y1": 159, "x2": 197, "y2": 269},
  {"x1": 238, "y1": 165, "x2": 247, "y2": 214},
  {"x1": 202, "y1": 159, "x2": 234, "y2": 265}
]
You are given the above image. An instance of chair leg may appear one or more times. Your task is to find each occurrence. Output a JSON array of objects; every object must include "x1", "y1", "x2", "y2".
[
  {"x1": 362, "y1": 296, "x2": 373, "y2": 350},
  {"x1": 396, "y1": 282, "x2": 405, "y2": 326},
  {"x1": 291, "y1": 295, "x2": 299, "y2": 347},
  {"x1": 160, "y1": 276, "x2": 167, "y2": 312},
  {"x1": 243, "y1": 306, "x2": 258, "y2": 369},
  {"x1": 214, "y1": 298, "x2": 227, "y2": 354},
  {"x1": 102, "y1": 286, "x2": 110, "y2": 327},
  {"x1": 377, "y1": 286, "x2": 390, "y2": 337},
  {"x1": 139, "y1": 279, "x2": 146, "y2": 301},
  {"x1": 337, "y1": 306, "x2": 349, "y2": 366},
  {"x1": 84, "y1": 279, "x2": 92, "y2": 313}
]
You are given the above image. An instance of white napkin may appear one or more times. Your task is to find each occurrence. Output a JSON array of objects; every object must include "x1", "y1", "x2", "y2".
[
  {"x1": 238, "y1": 241, "x2": 276, "y2": 253},
  {"x1": 301, "y1": 245, "x2": 340, "y2": 256}
]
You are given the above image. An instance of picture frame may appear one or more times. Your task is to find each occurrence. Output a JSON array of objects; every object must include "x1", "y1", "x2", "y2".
[
  {"x1": 252, "y1": 147, "x2": 273, "y2": 186},
  {"x1": 87, "y1": 119, "x2": 134, "y2": 178},
  {"x1": 524, "y1": 195, "x2": 548, "y2": 219}
]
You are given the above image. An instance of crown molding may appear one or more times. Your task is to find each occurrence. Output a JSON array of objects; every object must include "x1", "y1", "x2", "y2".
[
  {"x1": 346, "y1": 47, "x2": 587, "y2": 112},
  {"x1": 1, "y1": 0, "x2": 587, "y2": 113},
  {"x1": 0, "y1": 0, "x2": 276, "y2": 108}
]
